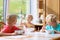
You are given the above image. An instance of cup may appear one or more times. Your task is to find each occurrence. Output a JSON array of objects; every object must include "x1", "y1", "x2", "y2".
[
  {"x1": 25, "y1": 28, "x2": 34, "y2": 35},
  {"x1": 15, "y1": 30, "x2": 24, "y2": 35}
]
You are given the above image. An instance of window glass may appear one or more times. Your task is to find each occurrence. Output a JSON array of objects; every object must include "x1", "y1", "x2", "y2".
[
  {"x1": 9, "y1": 0, "x2": 26, "y2": 15},
  {"x1": 0, "y1": 0, "x2": 3, "y2": 22},
  {"x1": 9, "y1": 0, "x2": 27, "y2": 25}
]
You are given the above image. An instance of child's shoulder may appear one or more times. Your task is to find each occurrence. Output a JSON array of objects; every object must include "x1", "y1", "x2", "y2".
[
  {"x1": 45, "y1": 25, "x2": 51, "y2": 29},
  {"x1": 4, "y1": 25, "x2": 9, "y2": 28},
  {"x1": 46, "y1": 25, "x2": 51, "y2": 27},
  {"x1": 57, "y1": 23, "x2": 60, "y2": 27}
]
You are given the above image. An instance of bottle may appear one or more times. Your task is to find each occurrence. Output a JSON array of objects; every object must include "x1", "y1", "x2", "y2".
[{"x1": 23, "y1": 25, "x2": 27, "y2": 34}]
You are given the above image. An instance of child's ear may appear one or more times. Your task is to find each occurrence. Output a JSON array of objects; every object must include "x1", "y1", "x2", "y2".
[{"x1": 6, "y1": 16, "x2": 9, "y2": 21}]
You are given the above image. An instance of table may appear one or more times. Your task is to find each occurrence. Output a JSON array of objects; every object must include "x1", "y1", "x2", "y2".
[{"x1": 0, "y1": 32, "x2": 60, "y2": 40}]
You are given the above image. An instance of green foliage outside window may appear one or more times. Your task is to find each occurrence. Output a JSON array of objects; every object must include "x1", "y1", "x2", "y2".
[
  {"x1": 0, "y1": 0, "x2": 27, "y2": 21},
  {"x1": 9, "y1": 0, "x2": 26, "y2": 15},
  {"x1": 0, "y1": 0, "x2": 3, "y2": 22}
]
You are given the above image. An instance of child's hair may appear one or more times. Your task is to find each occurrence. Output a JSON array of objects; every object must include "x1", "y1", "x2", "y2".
[
  {"x1": 26, "y1": 14, "x2": 33, "y2": 20},
  {"x1": 7, "y1": 14, "x2": 17, "y2": 24},
  {"x1": 46, "y1": 14, "x2": 57, "y2": 23}
]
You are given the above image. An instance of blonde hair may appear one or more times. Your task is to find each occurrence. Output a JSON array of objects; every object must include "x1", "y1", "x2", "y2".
[{"x1": 46, "y1": 14, "x2": 57, "y2": 23}]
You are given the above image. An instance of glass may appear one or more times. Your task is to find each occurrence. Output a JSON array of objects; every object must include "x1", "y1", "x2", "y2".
[
  {"x1": 0, "y1": 0, "x2": 3, "y2": 22},
  {"x1": 9, "y1": 0, "x2": 26, "y2": 15}
]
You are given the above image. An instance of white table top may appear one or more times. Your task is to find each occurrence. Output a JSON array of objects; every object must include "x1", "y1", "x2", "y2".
[{"x1": 0, "y1": 32, "x2": 60, "y2": 40}]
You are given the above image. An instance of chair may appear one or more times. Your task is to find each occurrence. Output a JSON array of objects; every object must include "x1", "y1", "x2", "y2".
[{"x1": 0, "y1": 22, "x2": 6, "y2": 31}]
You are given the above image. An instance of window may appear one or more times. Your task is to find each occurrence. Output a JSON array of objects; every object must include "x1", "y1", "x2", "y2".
[
  {"x1": 0, "y1": 0, "x2": 3, "y2": 22},
  {"x1": 8, "y1": 0, "x2": 29, "y2": 25},
  {"x1": 0, "y1": 0, "x2": 30, "y2": 25},
  {"x1": 9, "y1": 0, "x2": 26, "y2": 15}
]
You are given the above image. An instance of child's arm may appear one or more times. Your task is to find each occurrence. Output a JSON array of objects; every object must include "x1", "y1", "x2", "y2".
[
  {"x1": 0, "y1": 32, "x2": 17, "y2": 36},
  {"x1": 54, "y1": 30, "x2": 60, "y2": 34}
]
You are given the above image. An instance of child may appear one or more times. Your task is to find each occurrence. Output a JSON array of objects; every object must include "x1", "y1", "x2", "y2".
[
  {"x1": 24, "y1": 14, "x2": 34, "y2": 28},
  {"x1": 41, "y1": 14, "x2": 60, "y2": 34},
  {"x1": 0, "y1": 15, "x2": 21, "y2": 35}
]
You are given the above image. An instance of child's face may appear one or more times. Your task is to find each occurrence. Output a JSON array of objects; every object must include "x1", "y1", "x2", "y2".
[
  {"x1": 8, "y1": 16, "x2": 17, "y2": 26},
  {"x1": 47, "y1": 21, "x2": 57, "y2": 27},
  {"x1": 8, "y1": 19, "x2": 17, "y2": 26},
  {"x1": 12, "y1": 19, "x2": 17, "y2": 25},
  {"x1": 27, "y1": 15, "x2": 33, "y2": 22}
]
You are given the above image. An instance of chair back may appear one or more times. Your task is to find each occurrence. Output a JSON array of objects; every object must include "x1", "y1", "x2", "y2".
[{"x1": 0, "y1": 22, "x2": 5, "y2": 31}]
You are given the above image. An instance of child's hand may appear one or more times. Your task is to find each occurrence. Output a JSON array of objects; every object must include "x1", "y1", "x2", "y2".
[{"x1": 40, "y1": 27, "x2": 46, "y2": 32}]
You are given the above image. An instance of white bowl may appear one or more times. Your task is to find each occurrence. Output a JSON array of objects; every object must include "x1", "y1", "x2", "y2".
[{"x1": 15, "y1": 30, "x2": 24, "y2": 35}]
